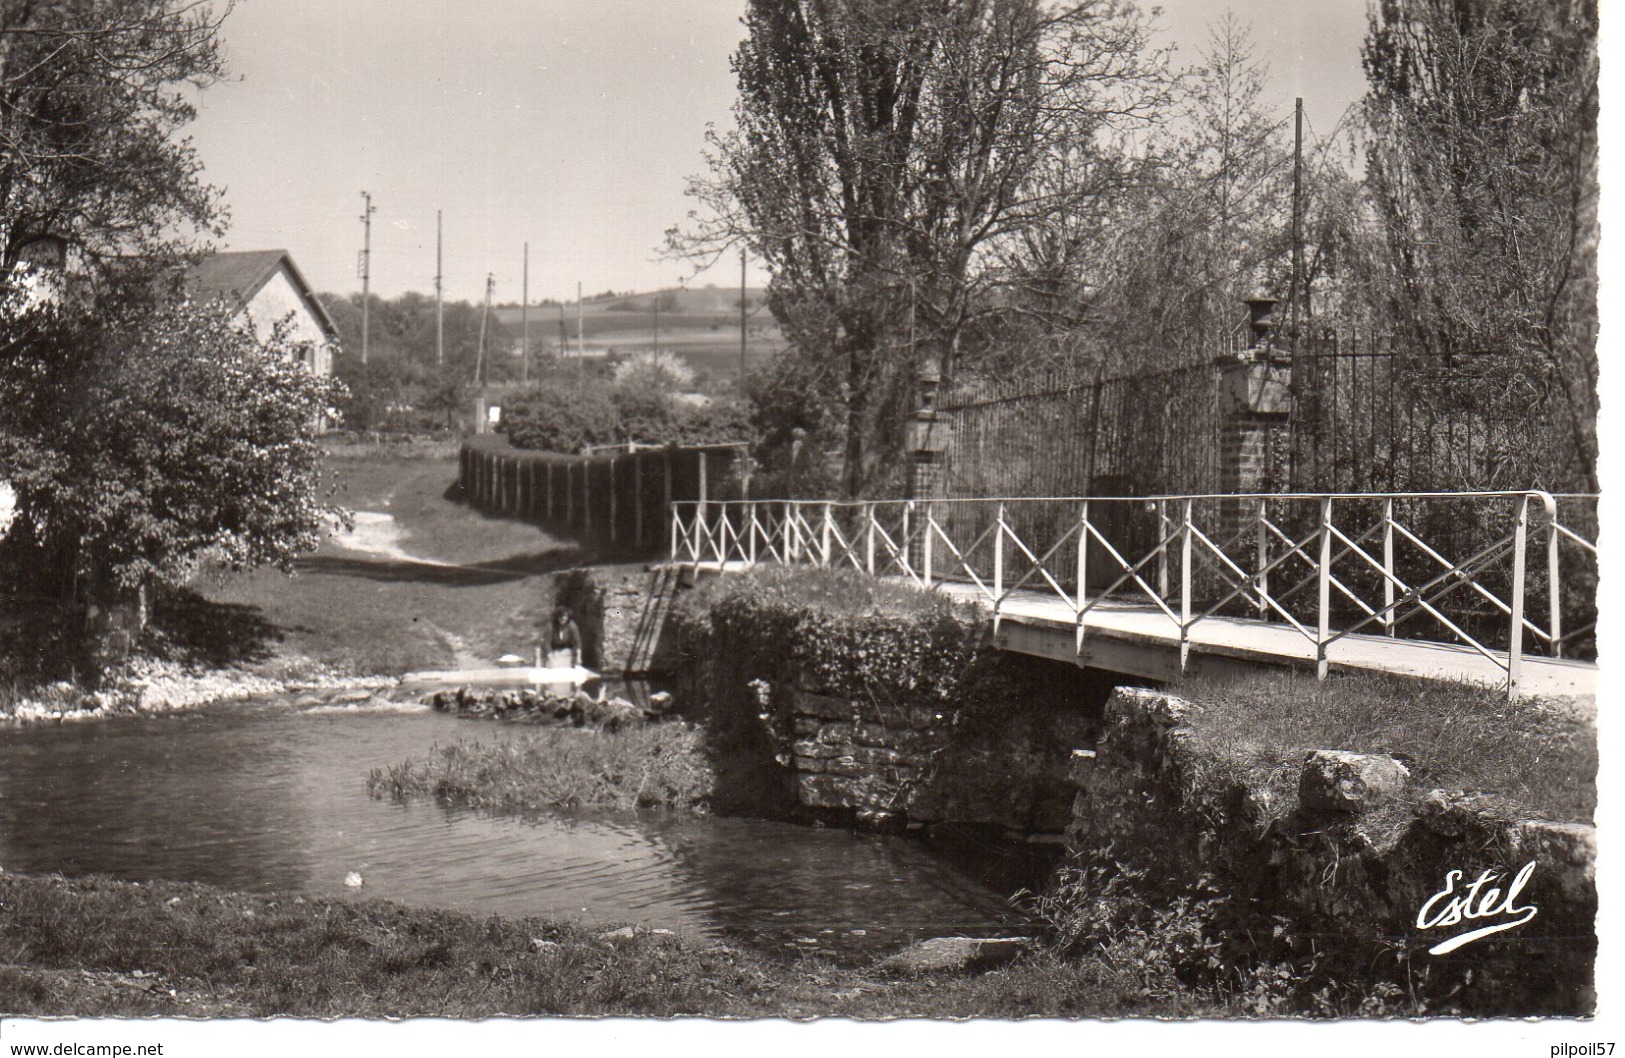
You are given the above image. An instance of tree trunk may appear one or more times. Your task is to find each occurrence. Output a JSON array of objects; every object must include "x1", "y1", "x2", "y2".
[{"x1": 83, "y1": 581, "x2": 148, "y2": 685}]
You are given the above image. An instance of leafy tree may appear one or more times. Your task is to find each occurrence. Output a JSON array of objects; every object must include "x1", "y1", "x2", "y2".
[
  {"x1": 0, "y1": 0, "x2": 228, "y2": 285},
  {"x1": 0, "y1": 3, "x2": 357, "y2": 674},
  {"x1": 320, "y1": 292, "x2": 515, "y2": 431},
  {"x1": 1361, "y1": 0, "x2": 1598, "y2": 489},
  {"x1": 677, "y1": 0, "x2": 1170, "y2": 496},
  {"x1": 0, "y1": 293, "x2": 344, "y2": 663}
]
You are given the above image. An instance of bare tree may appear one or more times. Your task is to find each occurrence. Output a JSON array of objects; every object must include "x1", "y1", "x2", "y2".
[
  {"x1": 1362, "y1": 0, "x2": 1598, "y2": 490},
  {"x1": 674, "y1": 0, "x2": 1169, "y2": 496}
]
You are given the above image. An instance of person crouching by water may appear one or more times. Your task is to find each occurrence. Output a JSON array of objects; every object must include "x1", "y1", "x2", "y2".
[{"x1": 548, "y1": 605, "x2": 583, "y2": 669}]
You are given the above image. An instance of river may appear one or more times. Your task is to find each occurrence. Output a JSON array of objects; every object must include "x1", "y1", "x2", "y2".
[{"x1": 0, "y1": 697, "x2": 1037, "y2": 961}]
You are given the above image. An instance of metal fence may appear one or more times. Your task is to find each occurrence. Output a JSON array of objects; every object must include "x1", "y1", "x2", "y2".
[
  {"x1": 938, "y1": 335, "x2": 1589, "y2": 499},
  {"x1": 670, "y1": 490, "x2": 1599, "y2": 696}
]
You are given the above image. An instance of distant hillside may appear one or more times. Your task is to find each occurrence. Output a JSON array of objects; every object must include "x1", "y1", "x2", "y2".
[{"x1": 491, "y1": 284, "x2": 786, "y2": 388}]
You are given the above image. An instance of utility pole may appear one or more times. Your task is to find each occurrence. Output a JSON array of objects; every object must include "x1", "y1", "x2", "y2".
[
  {"x1": 1290, "y1": 97, "x2": 1305, "y2": 355},
  {"x1": 358, "y1": 191, "x2": 376, "y2": 364},
  {"x1": 739, "y1": 248, "x2": 748, "y2": 387},
  {"x1": 475, "y1": 272, "x2": 494, "y2": 387},
  {"x1": 521, "y1": 242, "x2": 530, "y2": 385},
  {"x1": 576, "y1": 280, "x2": 584, "y2": 359},
  {"x1": 652, "y1": 283, "x2": 660, "y2": 354},
  {"x1": 434, "y1": 210, "x2": 444, "y2": 366}
]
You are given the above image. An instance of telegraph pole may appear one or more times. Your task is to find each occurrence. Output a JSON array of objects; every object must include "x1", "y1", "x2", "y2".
[
  {"x1": 576, "y1": 281, "x2": 584, "y2": 359},
  {"x1": 475, "y1": 272, "x2": 494, "y2": 386},
  {"x1": 521, "y1": 242, "x2": 530, "y2": 385},
  {"x1": 358, "y1": 191, "x2": 376, "y2": 364},
  {"x1": 739, "y1": 248, "x2": 748, "y2": 387},
  {"x1": 652, "y1": 283, "x2": 660, "y2": 354},
  {"x1": 1290, "y1": 97, "x2": 1305, "y2": 354},
  {"x1": 434, "y1": 210, "x2": 444, "y2": 366}
]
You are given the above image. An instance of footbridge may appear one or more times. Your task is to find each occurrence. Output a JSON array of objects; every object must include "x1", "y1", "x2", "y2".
[{"x1": 669, "y1": 491, "x2": 1598, "y2": 700}]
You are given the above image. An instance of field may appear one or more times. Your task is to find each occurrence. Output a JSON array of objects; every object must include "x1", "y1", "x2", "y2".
[
  {"x1": 186, "y1": 453, "x2": 599, "y2": 677},
  {"x1": 490, "y1": 286, "x2": 788, "y2": 390}
]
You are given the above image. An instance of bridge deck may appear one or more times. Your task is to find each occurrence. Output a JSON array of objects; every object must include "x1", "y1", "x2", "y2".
[{"x1": 681, "y1": 561, "x2": 1596, "y2": 700}]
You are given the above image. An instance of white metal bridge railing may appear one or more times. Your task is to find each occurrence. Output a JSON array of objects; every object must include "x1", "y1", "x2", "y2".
[{"x1": 669, "y1": 492, "x2": 1598, "y2": 699}]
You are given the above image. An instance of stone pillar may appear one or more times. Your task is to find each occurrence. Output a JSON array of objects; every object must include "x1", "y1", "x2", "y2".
[
  {"x1": 1215, "y1": 298, "x2": 1293, "y2": 555},
  {"x1": 905, "y1": 364, "x2": 949, "y2": 573}
]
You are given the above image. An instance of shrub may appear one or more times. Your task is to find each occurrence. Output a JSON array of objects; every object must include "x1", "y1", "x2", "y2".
[{"x1": 500, "y1": 379, "x2": 619, "y2": 453}]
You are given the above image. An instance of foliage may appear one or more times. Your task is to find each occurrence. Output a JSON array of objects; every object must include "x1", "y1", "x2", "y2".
[
  {"x1": 1360, "y1": 0, "x2": 1598, "y2": 489},
  {"x1": 0, "y1": 294, "x2": 345, "y2": 602},
  {"x1": 0, "y1": 0, "x2": 228, "y2": 286},
  {"x1": 499, "y1": 377, "x2": 621, "y2": 453},
  {"x1": 371, "y1": 724, "x2": 716, "y2": 813},
  {"x1": 613, "y1": 348, "x2": 695, "y2": 391},
  {"x1": 321, "y1": 291, "x2": 516, "y2": 432},
  {"x1": 672, "y1": 566, "x2": 985, "y2": 710},
  {"x1": 1173, "y1": 668, "x2": 1596, "y2": 824},
  {"x1": 0, "y1": 871, "x2": 1238, "y2": 1018},
  {"x1": 676, "y1": 0, "x2": 1173, "y2": 495},
  {"x1": 500, "y1": 370, "x2": 754, "y2": 454}
]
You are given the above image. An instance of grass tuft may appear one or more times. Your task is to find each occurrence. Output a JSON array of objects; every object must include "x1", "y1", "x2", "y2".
[
  {"x1": 1171, "y1": 668, "x2": 1596, "y2": 824},
  {"x1": 369, "y1": 723, "x2": 716, "y2": 813}
]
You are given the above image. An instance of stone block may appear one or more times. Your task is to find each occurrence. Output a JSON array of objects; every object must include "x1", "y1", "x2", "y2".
[
  {"x1": 878, "y1": 937, "x2": 1029, "y2": 975},
  {"x1": 796, "y1": 773, "x2": 863, "y2": 808},
  {"x1": 792, "y1": 739, "x2": 843, "y2": 761},
  {"x1": 792, "y1": 717, "x2": 821, "y2": 737},
  {"x1": 794, "y1": 691, "x2": 860, "y2": 721},
  {"x1": 1508, "y1": 819, "x2": 1596, "y2": 900},
  {"x1": 853, "y1": 722, "x2": 893, "y2": 747},
  {"x1": 1298, "y1": 750, "x2": 1410, "y2": 813},
  {"x1": 1065, "y1": 748, "x2": 1097, "y2": 787}
]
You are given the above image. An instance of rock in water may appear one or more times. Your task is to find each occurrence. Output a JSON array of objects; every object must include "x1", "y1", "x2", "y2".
[{"x1": 343, "y1": 871, "x2": 364, "y2": 888}]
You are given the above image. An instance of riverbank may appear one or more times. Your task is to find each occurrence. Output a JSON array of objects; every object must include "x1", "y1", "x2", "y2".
[
  {"x1": 0, "y1": 452, "x2": 620, "y2": 723},
  {"x1": 0, "y1": 872, "x2": 1225, "y2": 1018}
]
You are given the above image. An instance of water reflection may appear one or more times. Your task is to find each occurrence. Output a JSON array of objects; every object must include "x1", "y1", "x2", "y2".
[{"x1": 0, "y1": 700, "x2": 1031, "y2": 958}]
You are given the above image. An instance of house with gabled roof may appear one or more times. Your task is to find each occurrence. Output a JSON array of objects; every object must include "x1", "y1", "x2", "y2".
[{"x1": 184, "y1": 249, "x2": 340, "y2": 376}]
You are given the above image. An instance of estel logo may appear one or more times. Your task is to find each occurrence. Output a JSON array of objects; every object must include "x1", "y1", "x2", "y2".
[{"x1": 1416, "y1": 861, "x2": 1538, "y2": 955}]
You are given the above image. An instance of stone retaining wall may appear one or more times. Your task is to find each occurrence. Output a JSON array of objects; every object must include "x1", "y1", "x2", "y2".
[
  {"x1": 1065, "y1": 686, "x2": 1596, "y2": 1015},
  {"x1": 673, "y1": 593, "x2": 1107, "y2": 831}
]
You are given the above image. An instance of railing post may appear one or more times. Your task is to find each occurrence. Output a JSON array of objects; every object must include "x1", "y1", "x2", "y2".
[
  {"x1": 747, "y1": 501, "x2": 758, "y2": 567},
  {"x1": 1179, "y1": 498, "x2": 1193, "y2": 673},
  {"x1": 993, "y1": 503, "x2": 1005, "y2": 627},
  {"x1": 821, "y1": 502, "x2": 833, "y2": 568},
  {"x1": 669, "y1": 504, "x2": 680, "y2": 564},
  {"x1": 1157, "y1": 499, "x2": 1171, "y2": 600},
  {"x1": 1382, "y1": 497, "x2": 1396, "y2": 636},
  {"x1": 1549, "y1": 503, "x2": 1563, "y2": 659},
  {"x1": 922, "y1": 504, "x2": 935, "y2": 588},
  {"x1": 1076, "y1": 500, "x2": 1090, "y2": 655},
  {"x1": 901, "y1": 501, "x2": 913, "y2": 579},
  {"x1": 1254, "y1": 498, "x2": 1269, "y2": 620},
  {"x1": 1317, "y1": 496, "x2": 1334, "y2": 681},
  {"x1": 1508, "y1": 493, "x2": 1530, "y2": 699},
  {"x1": 865, "y1": 503, "x2": 876, "y2": 576},
  {"x1": 782, "y1": 503, "x2": 794, "y2": 564}
]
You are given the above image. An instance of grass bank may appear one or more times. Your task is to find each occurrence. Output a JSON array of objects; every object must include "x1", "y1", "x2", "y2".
[
  {"x1": 1170, "y1": 668, "x2": 1596, "y2": 824},
  {"x1": 0, "y1": 872, "x2": 1226, "y2": 1019},
  {"x1": 369, "y1": 723, "x2": 716, "y2": 813}
]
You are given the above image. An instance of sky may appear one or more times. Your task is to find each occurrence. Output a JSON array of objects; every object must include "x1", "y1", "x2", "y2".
[{"x1": 187, "y1": 0, "x2": 1371, "y2": 306}]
